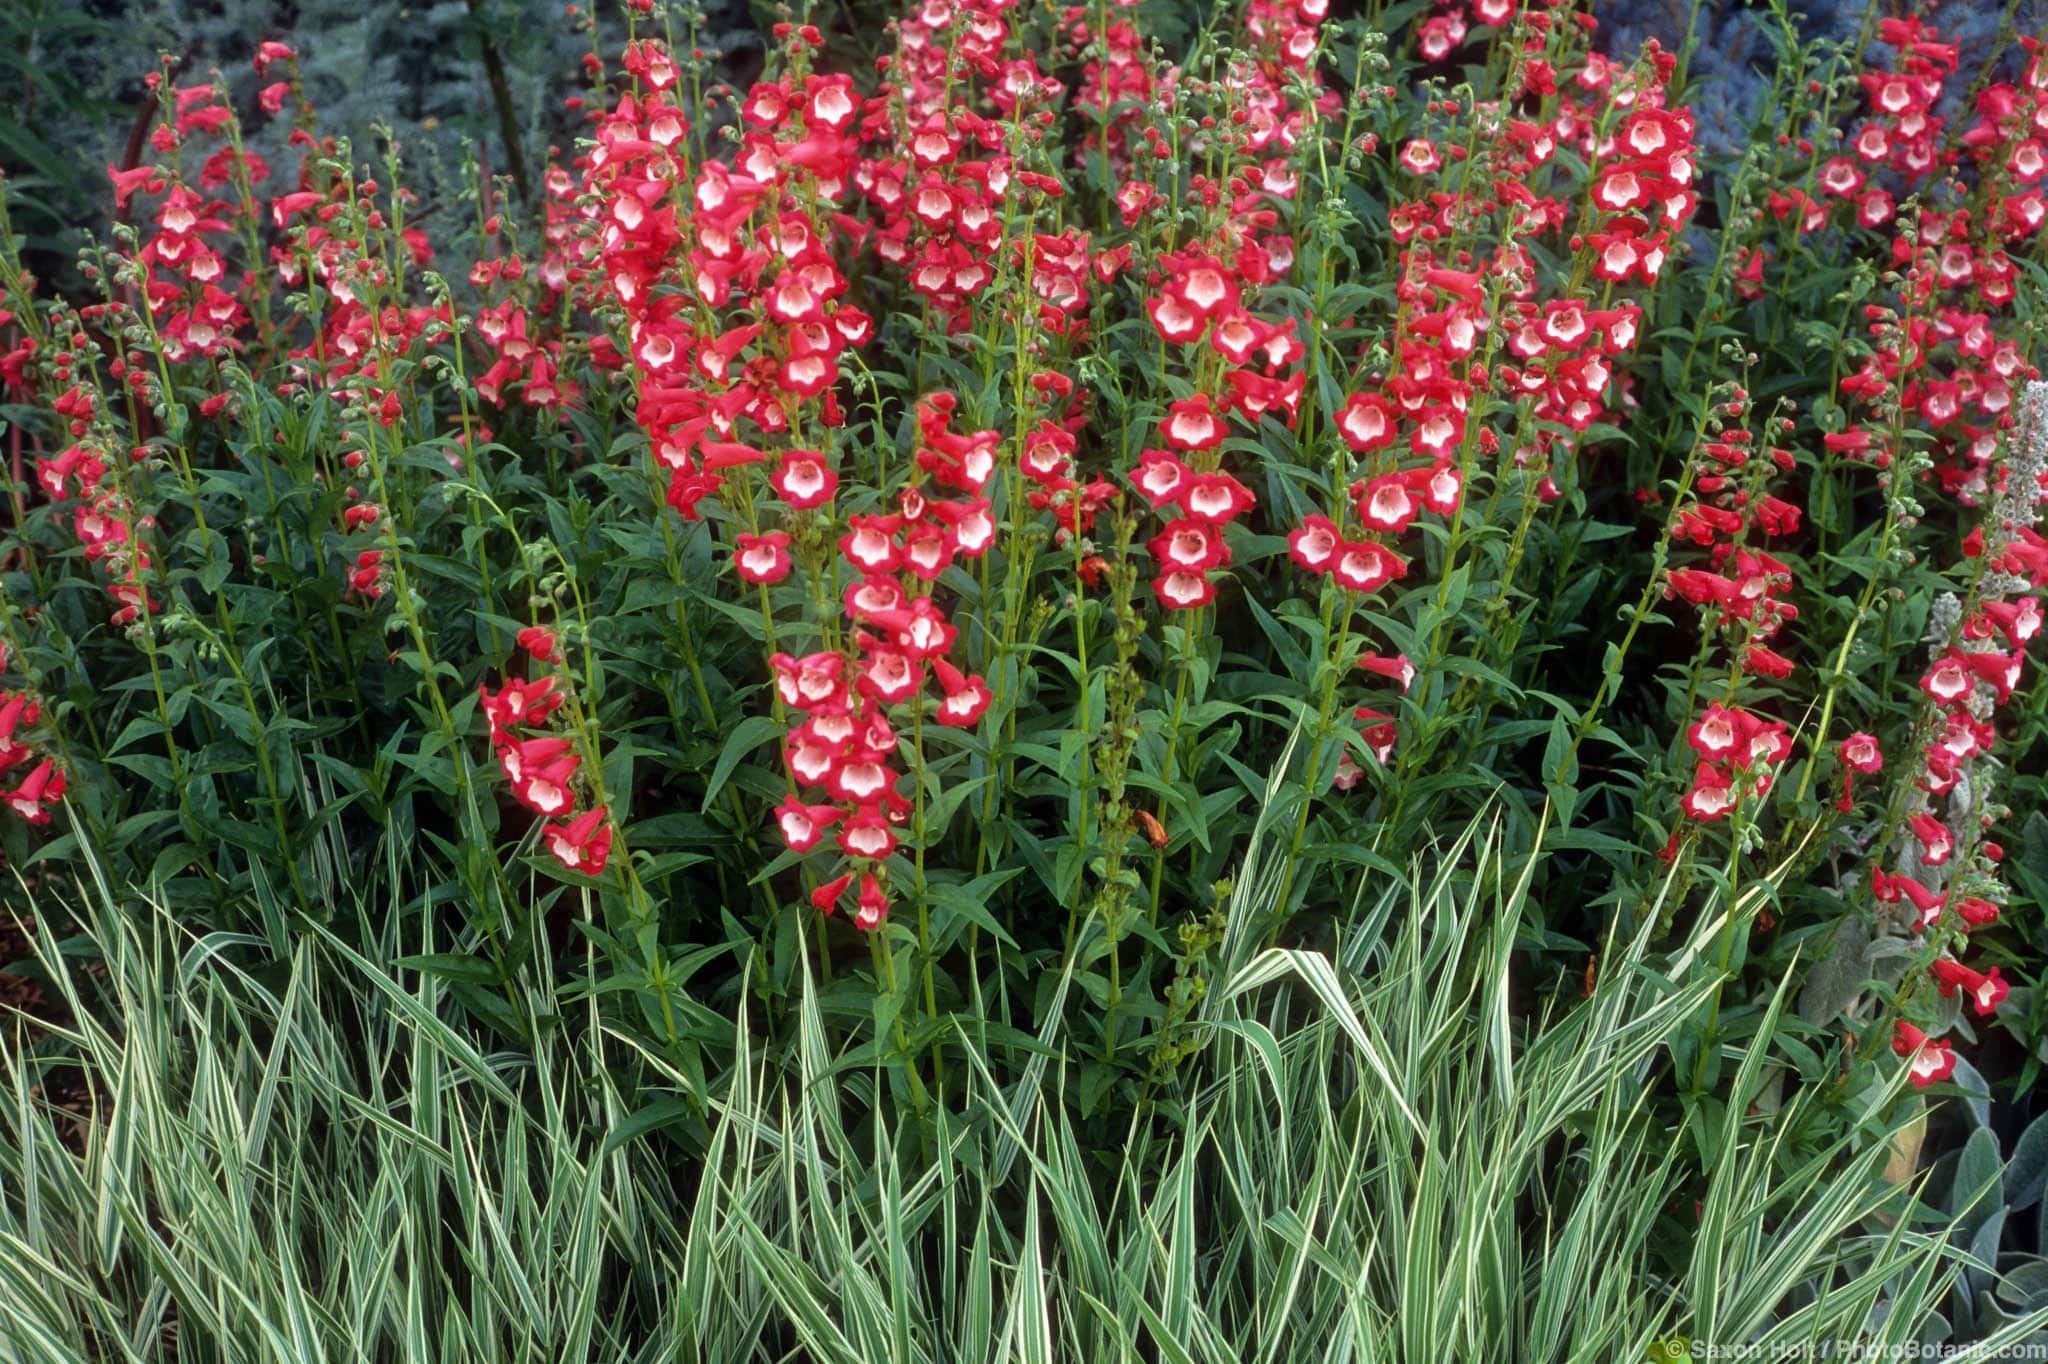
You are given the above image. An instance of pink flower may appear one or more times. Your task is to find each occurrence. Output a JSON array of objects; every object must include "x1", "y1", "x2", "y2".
[
  {"x1": 735, "y1": 532, "x2": 794, "y2": 584},
  {"x1": 1356, "y1": 475, "x2": 1418, "y2": 533},
  {"x1": 1680, "y1": 764, "x2": 1737, "y2": 820},
  {"x1": 1839, "y1": 732, "x2": 1883, "y2": 774},
  {"x1": 1159, "y1": 395, "x2": 1225, "y2": 452},
  {"x1": 1153, "y1": 571, "x2": 1217, "y2": 610},
  {"x1": 1336, "y1": 392, "x2": 1396, "y2": 452},
  {"x1": 1131, "y1": 450, "x2": 1192, "y2": 509},
  {"x1": 1331, "y1": 541, "x2": 1405, "y2": 594},
  {"x1": 1288, "y1": 516, "x2": 1341, "y2": 574},
  {"x1": 770, "y1": 449, "x2": 838, "y2": 508}
]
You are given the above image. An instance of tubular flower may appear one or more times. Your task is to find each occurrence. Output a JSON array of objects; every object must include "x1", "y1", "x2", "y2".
[
  {"x1": 544, "y1": 806, "x2": 614, "y2": 874},
  {"x1": 1891, "y1": 1022, "x2": 1956, "y2": 1088}
]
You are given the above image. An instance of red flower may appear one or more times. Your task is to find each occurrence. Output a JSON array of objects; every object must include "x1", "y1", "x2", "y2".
[
  {"x1": 855, "y1": 873, "x2": 889, "y2": 929},
  {"x1": 887, "y1": 598, "x2": 959, "y2": 660},
  {"x1": 1146, "y1": 293, "x2": 1206, "y2": 345},
  {"x1": 838, "y1": 805, "x2": 898, "y2": 860},
  {"x1": 771, "y1": 651, "x2": 847, "y2": 711},
  {"x1": 1152, "y1": 571, "x2": 1217, "y2": 610},
  {"x1": 785, "y1": 726, "x2": 844, "y2": 790},
  {"x1": 735, "y1": 532, "x2": 794, "y2": 584},
  {"x1": 1953, "y1": 895, "x2": 2001, "y2": 929},
  {"x1": 1931, "y1": 959, "x2": 2008, "y2": 1017},
  {"x1": 1685, "y1": 705, "x2": 1745, "y2": 761},
  {"x1": 1666, "y1": 568, "x2": 1733, "y2": 608},
  {"x1": 1356, "y1": 652, "x2": 1415, "y2": 692},
  {"x1": 900, "y1": 522, "x2": 955, "y2": 581},
  {"x1": 1149, "y1": 519, "x2": 1231, "y2": 573},
  {"x1": 1020, "y1": 422, "x2": 1075, "y2": 484},
  {"x1": 1288, "y1": 516, "x2": 1341, "y2": 574},
  {"x1": 1871, "y1": 868, "x2": 1946, "y2": 928},
  {"x1": 931, "y1": 498, "x2": 996, "y2": 556},
  {"x1": 810, "y1": 872, "x2": 854, "y2": 914},
  {"x1": 1416, "y1": 463, "x2": 1462, "y2": 515},
  {"x1": 517, "y1": 626, "x2": 559, "y2": 663},
  {"x1": 1839, "y1": 732, "x2": 1883, "y2": 774},
  {"x1": 1180, "y1": 471, "x2": 1256, "y2": 524},
  {"x1": 839, "y1": 516, "x2": 903, "y2": 573},
  {"x1": 1891, "y1": 1022, "x2": 1956, "y2": 1088},
  {"x1": 1356, "y1": 475, "x2": 1418, "y2": 533},
  {"x1": 348, "y1": 549, "x2": 387, "y2": 598},
  {"x1": 770, "y1": 448, "x2": 838, "y2": 508},
  {"x1": 1909, "y1": 812, "x2": 1954, "y2": 865},
  {"x1": 1965, "y1": 648, "x2": 2024, "y2": 703},
  {"x1": 1680, "y1": 763, "x2": 1737, "y2": 820},
  {"x1": 1920, "y1": 650, "x2": 1973, "y2": 705},
  {"x1": 1352, "y1": 707, "x2": 1398, "y2": 764},
  {"x1": 544, "y1": 806, "x2": 613, "y2": 874},
  {"x1": 1131, "y1": 450, "x2": 1193, "y2": 509},
  {"x1": 1330, "y1": 541, "x2": 1405, "y2": 594},
  {"x1": 1745, "y1": 646, "x2": 1795, "y2": 680},
  {"x1": 1978, "y1": 597, "x2": 2042, "y2": 647},
  {"x1": 827, "y1": 750, "x2": 896, "y2": 804},
  {"x1": 1160, "y1": 251, "x2": 1240, "y2": 320},
  {"x1": 855, "y1": 646, "x2": 923, "y2": 706},
  {"x1": 931, "y1": 659, "x2": 992, "y2": 727},
  {"x1": 775, "y1": 795, "x2": 843, "y2": 852},
  {"x1": 4, "y1": 759, "x2": 64, "y2": 826},
  {"x1": 1739, "y1": 719, "x2": 1792, "y2": 771},
  {"x1": 511, "y1": 752, "x2": 579, "y2": 817},
  {"x1": 480, "y1": 676, "x2": 563, "y2": 739},
  {"x1": 1336, "y1": 392, "x2": 1396, "y2": 453},
  {"x1": 1160, "y1": 395, "x2": 1225, "y2": 452},
  {"x1": 0, "y1": 694, "x2": 38, "y2": 773},
  {"x1": 499, "y1": 735, "x2": 574, "y2": 785}
]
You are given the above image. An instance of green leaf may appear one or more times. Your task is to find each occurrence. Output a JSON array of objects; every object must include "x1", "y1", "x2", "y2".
[{"x1": 702, "y1": 714, "x2": 784, "y2": 812}]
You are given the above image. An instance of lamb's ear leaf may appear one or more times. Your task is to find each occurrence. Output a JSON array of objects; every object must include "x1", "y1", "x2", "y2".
[{"x1": 2009, "y1": 1114, "x2": 2048, "y2": 1213}]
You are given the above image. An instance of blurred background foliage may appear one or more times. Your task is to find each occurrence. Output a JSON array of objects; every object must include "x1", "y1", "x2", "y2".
[
  {"x1": 0, "y1": 0, "x2": 763, "y2": 290},
  {"x1": 7, "y1": 0, "x2": 2044, "y2": 290}
]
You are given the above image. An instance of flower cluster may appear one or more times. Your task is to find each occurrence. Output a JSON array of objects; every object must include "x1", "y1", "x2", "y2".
[
  {"x1": 1660, "y1": 401, "x2": 1805, "y2": 824},
  {"x1": 861, "y1": 0, "x2": 1069, "y2": 332},
  {"x1": 582, "y1": 32, "x2": 881, "y2": 526},
  {"x1": 480, "y1": 627, "x2": 613, "y2": 875},
  {"x1": 1880, "y1": 383, "x2": 2048, "y2": 1088},
  {"x1": 0, "y1": 657, "x2": 63, "y2": 827},
  {"x1": 775, "y1": 394, "x2": 997, "y2": 930},
  {"x1": 26, "y1": 377, "x2": 156, "y2": 627},
  {"x1": 1129, "y1": 54, "x2": 1316, "y2": 611},
  {"x1": 1826, "y1": 23, "x2": 2044, "y2": 503},
  {"x1": 1676, "y1": 703, "x2": 1792, "y2": 820}
]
